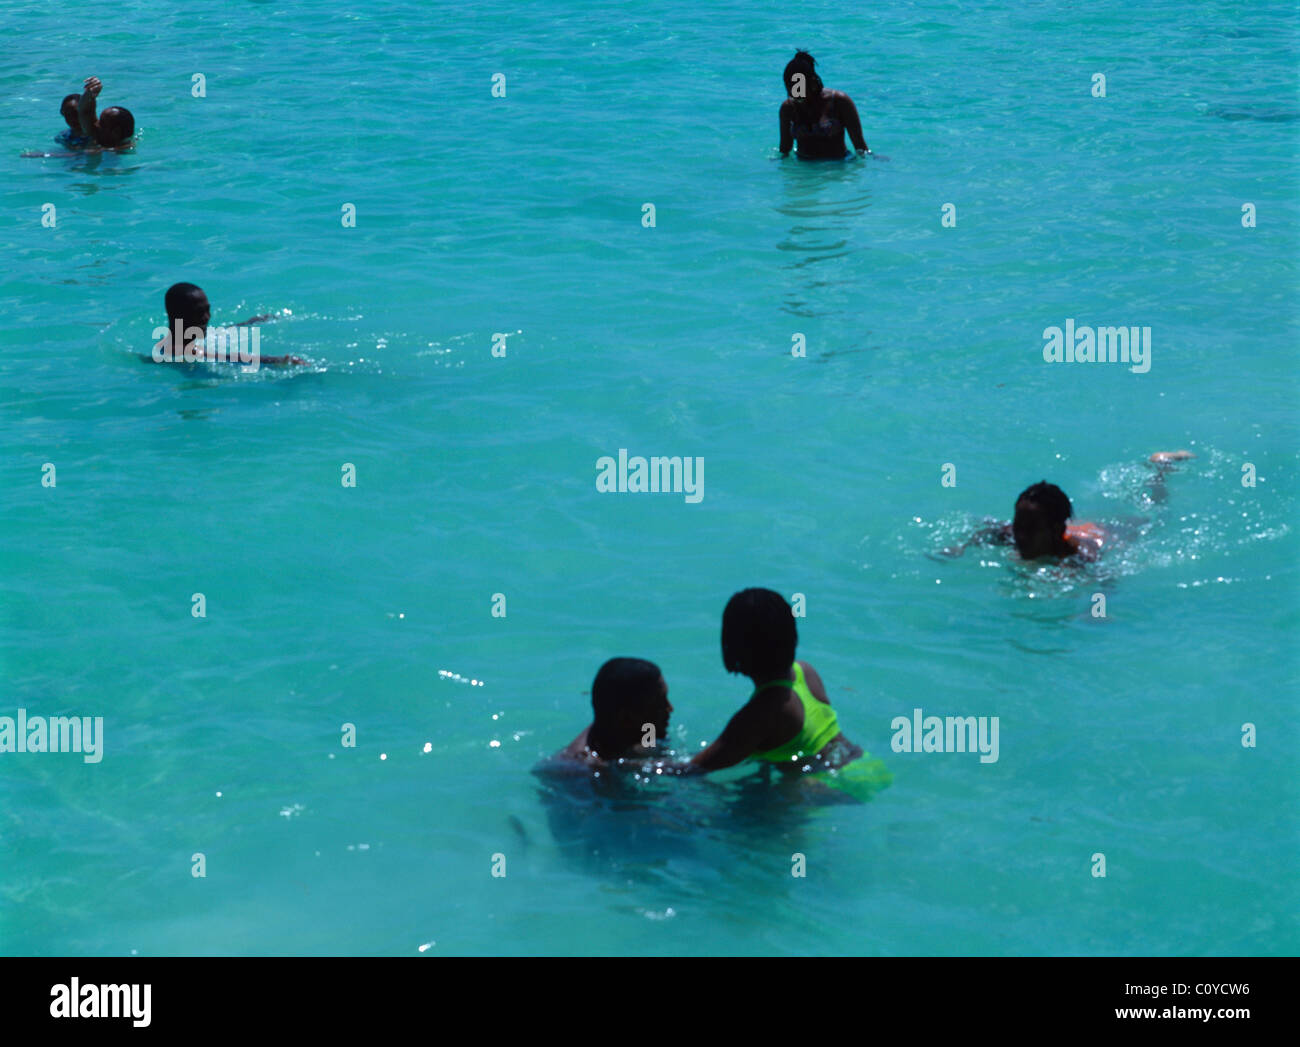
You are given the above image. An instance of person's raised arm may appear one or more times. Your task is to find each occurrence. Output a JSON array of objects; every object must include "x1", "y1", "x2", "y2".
[
  {"x1": 77, "y1": 77, "x2": 102, "y2": 136},
  {"x1": 778, "y1": 99, "x2": 794, "y2": 155}
]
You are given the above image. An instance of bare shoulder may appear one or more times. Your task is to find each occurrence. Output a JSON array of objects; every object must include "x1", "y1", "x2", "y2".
[
  {"x1": 555, "y1": 727, "x2": 594, "y2": 761},
  {"x1": 798, "y1": 661, "x2": 831, "y2": 704},
  {"x1": 1067, "y1": 522, "x2": 1106, "y2": 557},
  {"x1": 716, "y1": 696, "x2": 776, "y2": 754},
  {"x1": 726, "y1": 696, "x2": 766, "y2": 732}
]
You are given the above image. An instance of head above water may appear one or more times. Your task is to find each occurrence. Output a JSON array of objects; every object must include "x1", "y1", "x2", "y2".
[
  {"x1": 721, "y1": 588, "x2": 797, "y2": 681},
  {"x1": 1012, "y1": 481, "x2": 1074, "y2": 559},
  {"x1": 164, "y1": 282, "x2": 210, "y2": 333},
  {"x1": 590, "y1": 657, "x2": 670, "y2": 746},
  {"x1": 97, "y1": 106, "x2": 134, "y2": 146},
  {"x1": 60, "y1": 94, "x2": 81, "y2": 131},
  {"x1": 783, "y1": 50, "x2": 824, "y2": 101}
]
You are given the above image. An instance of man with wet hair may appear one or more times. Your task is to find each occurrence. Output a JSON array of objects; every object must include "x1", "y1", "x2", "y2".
[
  {"x1": 1010, "y1": 481, "x2": 1086, "y2": 560},
  {"x1": 151, "y1": 282, "x2": 306, "y2": 367},
  {"x1": 552, "y1": 657, "x2": 673, "y2": 766},
  {"x1": 164, "y1": 282, "x2": 211, "y2": 347},
  {"x1": 943, "y1": 455, "x2": 1193, "y2": 562},
  {"x1": 944, "y1": 480, "x2": 1104, "y2": 561}
]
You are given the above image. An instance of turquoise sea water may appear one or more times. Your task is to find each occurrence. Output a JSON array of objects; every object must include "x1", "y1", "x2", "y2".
[{"x1": 1, "y1": 0, "x2": 1297, "y2": 956}]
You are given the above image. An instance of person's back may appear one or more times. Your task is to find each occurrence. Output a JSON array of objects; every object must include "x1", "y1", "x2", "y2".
[
  {"x1": 690, "y1": 589, "x2": 862, "y2": 774},
  {"x1": 748, "y1": 660, "x2": 847, "y2": 769}
]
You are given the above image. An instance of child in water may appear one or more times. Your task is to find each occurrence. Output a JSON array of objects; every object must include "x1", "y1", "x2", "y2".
[
  {"x1": 550, "y1": 657, "x2": 673, "y2": 769},
  {"x1": 688, "y1": 589, "x2": 862, "y2": 774}
]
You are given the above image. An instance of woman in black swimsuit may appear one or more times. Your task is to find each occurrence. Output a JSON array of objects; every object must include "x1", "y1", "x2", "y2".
[{"x1": 778, "y1": 51, "x2": 872, "y2": 159}]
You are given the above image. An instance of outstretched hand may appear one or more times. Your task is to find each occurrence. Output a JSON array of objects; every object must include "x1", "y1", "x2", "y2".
[{"x1": 76, "y1": 78, "x2": 102, "y2": 136}]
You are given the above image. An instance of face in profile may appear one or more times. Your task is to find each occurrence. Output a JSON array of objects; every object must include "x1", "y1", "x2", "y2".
[
  {"x1": 646, "y1": 674, "x2": 672, "y2": 739},
  {"x1": 169, "y1": 291, "x2": 210, "y2": 344},
  {"x1": 182, "y1": 291, "x2": 211, "y2": 332},
  {"x1": 61, "y1": 97, "x2": 81, "y2": 131},
  {"x1": 621, "y1": 674, "x2": 672, "y2": 749}
]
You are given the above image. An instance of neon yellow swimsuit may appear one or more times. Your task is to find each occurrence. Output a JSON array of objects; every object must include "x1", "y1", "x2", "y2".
[{"x1": 750, "y1": 663, "x2": 840, "y2": 764}]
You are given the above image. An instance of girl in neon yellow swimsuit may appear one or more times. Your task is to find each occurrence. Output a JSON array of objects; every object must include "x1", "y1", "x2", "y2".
[{"x1": 689, "y1": 588, "x2": 863, "y2": 774}]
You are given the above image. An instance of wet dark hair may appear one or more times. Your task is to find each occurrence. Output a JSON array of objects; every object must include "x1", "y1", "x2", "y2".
[
  {"x1": 98, "y1": 106, "x2": 134, "y2": 146},
  {"x1": 60, "y1": 94, "x2": 80, "y2": 117},
  {"x1": 1011, "y1": 481, "x2": 1074, "y2": 556},
  {"x1": 783, "y1": 50, "x2": 823, "y2": 99},
  {"x1": 591, "y1": 657, "x2": 663, "y2": 722},
  {"x1": 721, "y1": 588, "x2": 797, "y2": 679},
  {"x1": 164, "y1": 282, "x2": 206, "y2": 322},
  {"x1": 1014, "y1": 481, "x2": 1073, "y2": 529}
]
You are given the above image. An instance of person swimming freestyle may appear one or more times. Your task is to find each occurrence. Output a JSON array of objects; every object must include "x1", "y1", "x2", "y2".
[{"x1": 943, "y1": 455, "x2": 1194, "y2": 562}]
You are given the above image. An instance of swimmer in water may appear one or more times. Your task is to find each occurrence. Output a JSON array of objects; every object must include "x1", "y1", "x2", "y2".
[
  {"x1": 686, "y1": 589, "x2": 862, "y2": 774},
  {"x1": 1006, "y1": 481, "x2": 1105, "y2": 561},
  {"x1": 74, "y1": 77, "x2": 135, "y2": 149},
  {"x1": 549, "y1": 657, "x2": 673, "y2": 768},
  {"x1": 944, "y1": 455, "x2": 1194, "y2": 562},
  {"x1": 22, "y1": 81, "x2": 131, "y2": 157},
  {"x1": 149, "y1": 282, "x2": 307, "y2": 367},
  {"x1": 945, "y1": 480, "x2": 1106, "y2": 561},
  {"x1": 778, "y1": 51, "x2": 873, "y2": 160}
]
